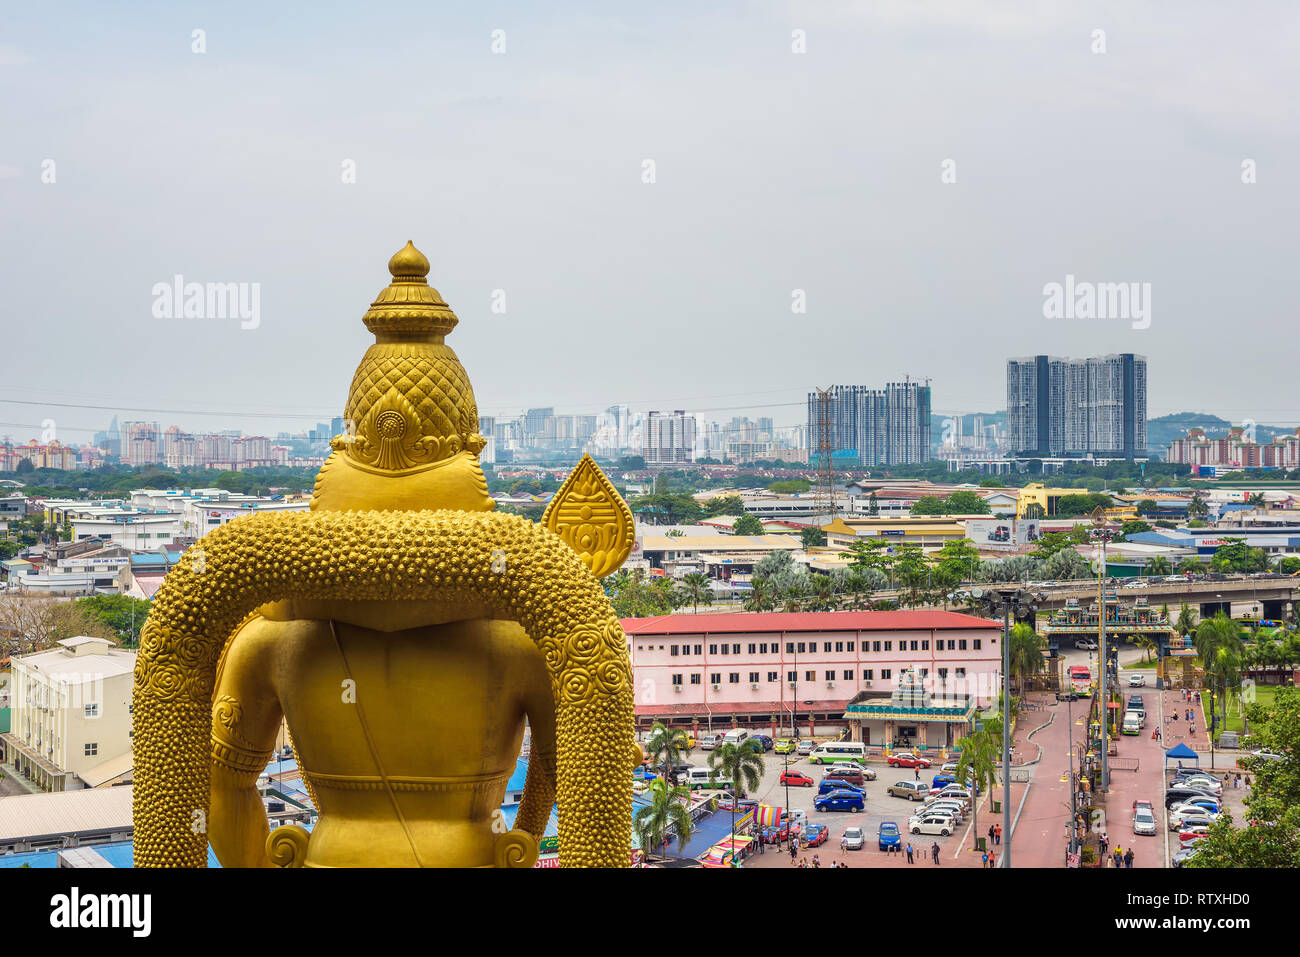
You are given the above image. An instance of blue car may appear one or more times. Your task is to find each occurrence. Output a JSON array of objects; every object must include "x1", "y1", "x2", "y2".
[
  {"x1": 813, "y1": 789, "x2": 865, "y2": 813},
  {"x1": 750, "y1": 734, "x2": 775, "y2": 752},
  {"x1": 817, "y1": 779, "x2": 865, "y2": 796},
  {"x1": 878, "y1": 821, "x2": 902, "y2": 851}
]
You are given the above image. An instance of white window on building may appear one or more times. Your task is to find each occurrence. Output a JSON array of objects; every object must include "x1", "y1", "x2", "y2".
[{"x1": 84, "y1": 703, "x2": 99, "y2": 718}]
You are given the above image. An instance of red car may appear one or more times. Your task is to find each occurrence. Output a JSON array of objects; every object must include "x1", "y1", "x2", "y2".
[
  {"x1": 780, "y1": 770, "x2": 815, "y2": 787},
  {"x1": 760, "y1": 822, "x2": 789, "y2": 844},
  {"x1": 803, "y1": 824, "x2": 828, "y2": 847},
  {"x1": 887, "y1": 752, "x2": 932, "y2": 769}
]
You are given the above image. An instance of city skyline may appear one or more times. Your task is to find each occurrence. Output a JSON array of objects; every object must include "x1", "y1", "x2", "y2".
[{"x1": 4, "y1": 3, "x2": 1299, "y2": 445}]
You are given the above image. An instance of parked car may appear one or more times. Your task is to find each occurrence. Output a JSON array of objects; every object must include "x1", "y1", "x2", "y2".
[
  {"x1": 887, "y1": 752, "x2": 932, "y2": 769},
  {"x1": 1168, "y1": 808, "x2": 1215, "y2": 831},
  {"x1": 908, "y1": 812, "x2": 955, "y2": 837},
  {"x1": 940, "y1": 762, "x2": 960, "y2": 776},
  {"x1": 1128, "y1": 674, "x2": 1146, "y2": 687},
  {"x1": 1171, "y1": 845, "x2": 1200, "y2": 868},
  {"x1": 878, "y1": 821, "x2": 902, "y2": 851},
  {"x1": 888, "y1": 780, "x2": 930, "y2": 800},
  {"x1": 824, "y1": 767, "x2": 865, "y2": 787},
  {"x1": 803, "y1": 823, "x2": 828, "y2": 847},
  {"x1": 934, "y1": 786, "x2": 973, "y2": 807},
  {"x1": 814, "y1": 790, "x2": 865, "y2": 813},
  {"x1": 834, "y1": 761, "x2": 877, "y2": 780},
  {"x1": 1169, "y1": 799, "x2": 1220, "y2": 818},
  {"x1": 774, "y1": 738, "x2": 798, "y2": 754},
  {"x1": 1176, "y1": 776, "x2": 1222, "y2": 795},
  {"x1": 842, "y1": 826, "x2": 866, "y2": 851},
  {"x1": 1133, "y1": 805, "x2": 1158, "y2": 836},
  {"x1": 1165, "y1": 786, "x2": 1219, "y2": 808},
  {"x1": 780, "y1": 770, "x2": 815, "y2": 788},
  {"x1": 1179, "y1": 825, "x2": 1211, "y2": 843},
  {"x1": 699, "y1": 734, "x2": 723, "y2": 751},
  {"x1": 818, "y1": 779, "x2": 866, "y2": 797},
  {"x1": 1075, "y1": 639, "x2": 1098, "y2": 650},
  {"x1": 797, "y1": 740, "x2": 819, "y2": 756},
  {"x1": 920, "y1": 800, "x2": 966, "y2": 822},
  {"x1": 751, "y1": 734, "x2": 774, "y2": 752},
  {"x1": 1249, "y1": 748, "x2": 1286, "y2": 762},
  {"x1": 760, "y1": 822, "x2": 789, "y2": 844}
]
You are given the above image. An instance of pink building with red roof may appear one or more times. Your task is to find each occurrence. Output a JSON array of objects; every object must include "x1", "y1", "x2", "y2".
[{"x1": 622, "y1": 610, "x2": 1003, "y2": 745}]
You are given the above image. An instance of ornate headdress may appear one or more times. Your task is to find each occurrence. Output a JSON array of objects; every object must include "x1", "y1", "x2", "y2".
[{"x1": 311, "y1": 241, "x2": 493, "y2": 512}]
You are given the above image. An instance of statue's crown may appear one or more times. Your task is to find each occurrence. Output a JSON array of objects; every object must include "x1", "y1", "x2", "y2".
[{"x1": 312, "y1": 241, "x2": 492, "y2": 512}]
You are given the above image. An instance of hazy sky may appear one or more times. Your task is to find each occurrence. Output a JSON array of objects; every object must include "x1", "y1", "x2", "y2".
[{"x1": 3, "y1": 1, "x2": 1298, "y2": 444}]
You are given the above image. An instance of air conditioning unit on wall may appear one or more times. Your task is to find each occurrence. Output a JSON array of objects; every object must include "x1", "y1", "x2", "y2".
[
  {"x1": 826, "y1": 682, "x2": 835, "y2": 688},
  {"x1": 864, "y1": 681, "x2": 873, "y2": 687},
  {"x1": 751, "y1": 683, "x2": 760, "y2": 690},
  {"x1": 673, "y1": 686, "x2": 682, "y2": 693}
]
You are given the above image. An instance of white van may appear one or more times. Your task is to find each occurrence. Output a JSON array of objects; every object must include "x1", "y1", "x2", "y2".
[
  {"x1": 808, "y1": 741, "x2": 868, "y2": 765},
  {"x1": 684, "y1": 766, "x2": 732, "y2": 790},
  {"x1": 722, "y1": 729, "x2": 750, "y2": 748},
  {"x1": 1122, "y1": 712, "x2": 1142, "y2": 736}
]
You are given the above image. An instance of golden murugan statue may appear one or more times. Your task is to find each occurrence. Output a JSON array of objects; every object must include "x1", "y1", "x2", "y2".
[{"x1": 132, "y1": 242, "x2": 637, "y2": 867}]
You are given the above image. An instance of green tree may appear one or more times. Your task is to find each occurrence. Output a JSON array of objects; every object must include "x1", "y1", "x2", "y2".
[
  {"x1": 1278, "y1": 556, "x2": 1300, "y2": 575},
  {"x1": 908, "y1": 496, "x2": 948, "y2": 516},
  {"x1": 1023, "y1": 502, "x2": 1046, "y2": 520},
  {"x1": 74, "y1": 595, "x2": 153, "y2": 646},
  {"x1": 1176, "y1": 558, "x2": 1201, "y2": 575},
  {"x1": 1119, "y1": 519, "x2": 1153, "y2": 539},
  {"x1": 675, "y1": 572, "x2": 714, "y2": 614},
  {"x1": 633, "y1": 777, "x2": 695, "y2": 863},
  {"x1": 944, "y1": 490, "x2": 991, "y2": 515},
  {"x1": 841, "y1": 572, "x2": 873, "y2": 610},
  {"x1": 934, "y1": 539, "x2": 981, "y2": 581},
  {"x1": 743, "y1": 577, "x2": 776, "y2": 612},
  {"x1": 0, "y1": 540, "x2": 21, "y2": 561},
  {"x1": 1134, "y1": 498, "x2": 1159, "y2": 517},
  {"x1": 799, "y1": 527, "x2": 827, "y2": 549},
  {"x1": 1188, "y1": 492, "x2": 1209, "y2": 520},
  {"x1": 867, "y1": 492, "x2": 879, "y2": 516},
  {"x1": 1209, "y1": 538, "x2": 1271, "y2": 574},
  {"x1": 955, "y1": 716, "x2": 1001, "y2": 850},
  {"x1": 1189, "y1": 687, "x2": 1300, "y2": 868},
  {"x1": 630, "y1": 493, "x2": 703, "y2": 525},
  {"x1": 14, "y1": 458, "x2": 34, "y2": 475},
  {"x1": 733, "y1": 513, "x2": 764, "y2": 536},
  {"x1": 702, "y1": 494, "x2": 745, "y2": 518},
  {"x1": 1195, "y1": 612, "x2": 1245, "y2": 738},
  {"x1": 1144, "y1": 555, "x2": 1173, "y2": 576},
  {"x1": 645, "y1": 721, "x2": 693, "y2": 783},
  {"x1": 1175, "y1": 603, "x2": 1197, "y2": 638},
  {"x1": 1007, "y1": 623, "x2": 1046, "y2": 693},
  {"x1": 768, "y1": 479, "x2": 811, "y2": 494},
  {"x1": 707, "y1": 739, "x2": 766, "y2": 848}
]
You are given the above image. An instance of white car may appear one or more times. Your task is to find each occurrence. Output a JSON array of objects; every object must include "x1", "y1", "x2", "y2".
[
  {"x1": 1169, "y1": 800, "x2": 1220, "y2": 818},
  {"x1": 842, "y1": 826, "x2": 865, "y2": 850},
  {"x1": 1075, "y1": 639, "x2": 1098, "y2": 651},
  {"x1": 1168, "y1": 808, "x2": 1215, "y2": 831},
  {"x1": 1123, "y1": 580, "x2": 1149, "y2": 589},
  {"x1": 1128, "y1": 674, "x2": 1146, "y2": 687},
  {"x1": 1250, "y1": 748, "x2": 1286, "y2": 762},
  {"x1": 934, "y1": 787, "x2": 973, "y2": 807},
  {"x1": 1178, "y1": 777, "x2": 1223, "y2": 795},
  {"x1": 908, "y1": 812, "x2": 956, "y2": 837},
  {"x1": 1133, "y1": 806, "x2": 1158, "y2": 836},
  {"x1": 920, "y1": 800, "x2": 966, "y2": 822},
  {"x1": 835, "y1": 761, "x2": 878, "y2": 780}
]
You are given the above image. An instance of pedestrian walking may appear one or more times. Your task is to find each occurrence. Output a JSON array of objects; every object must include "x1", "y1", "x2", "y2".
[
  {"x1": 790, "y1": 842, "x2": 797, "y2": 863},
  {"x1": 994, "y1": 823, "x2": 1002, "y2": 845},
  {"x1": 1124, "y1": 848, "x2": 1134, "y2": 869},
  {"x1": 841, "y1": 835, "x2": 848, "y2": 853},
  {"x1": 914, "y1": 767, "x2": 920, "y2": 780},
  {"x1": 988, "y1": 824, "x2": 995, "y2": 847},
  {"x1": 906, "y1": 842, "x2": 914, "y2": 864},
  {"x1": 989, "y1": 851, "x2": 997, "y2": 868},
  {"x1": 981, "y1": 851, "x2": 989, "y2": 868},
  {"x1": 931, "y1": 841, "x2": 940, "y2": 865}
]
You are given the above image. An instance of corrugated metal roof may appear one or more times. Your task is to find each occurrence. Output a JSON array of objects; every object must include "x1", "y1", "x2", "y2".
[
  {"x1": 0, "y1": 784, "x2": 134, "y2": 843},
  {"x1": 622, "y1": 610, "x2": 1000, "y2": 636}
]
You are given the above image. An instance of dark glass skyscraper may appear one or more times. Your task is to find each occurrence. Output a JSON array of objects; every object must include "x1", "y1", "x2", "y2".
[{"x1": 1006, "y1": 354, "x2": 1146, "y2": 458}]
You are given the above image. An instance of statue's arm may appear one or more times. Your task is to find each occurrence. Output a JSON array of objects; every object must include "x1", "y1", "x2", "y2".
[
  {"x1": 209, "y1": 620, "x2": 283, "y2": 867},
  {"x1": 516, "y1": 660, "x2": 558, "y2": 839}
]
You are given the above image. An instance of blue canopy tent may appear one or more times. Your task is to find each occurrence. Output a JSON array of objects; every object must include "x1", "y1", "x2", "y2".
[{"x1": 1164, "y1": 742, "x2": 1199, "y2": 771}]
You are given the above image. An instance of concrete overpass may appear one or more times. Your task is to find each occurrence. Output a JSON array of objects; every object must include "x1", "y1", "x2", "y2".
[{"x1": 1028, "y1": 576, "x2": 1297, "y2": 623}]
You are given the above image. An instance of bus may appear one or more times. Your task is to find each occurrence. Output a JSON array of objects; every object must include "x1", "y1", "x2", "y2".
[{"x1": 1067, "y1": 665, "x2": 1092, "y2": 696}]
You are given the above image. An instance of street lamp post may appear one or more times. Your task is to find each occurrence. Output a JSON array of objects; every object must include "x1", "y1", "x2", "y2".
[
  {"x1": 1090, "y1": 510, "x2": 1116, "y2": 792},
  {"x1": 971, "y1": 584, "x2": 1044, "y2": 870}
]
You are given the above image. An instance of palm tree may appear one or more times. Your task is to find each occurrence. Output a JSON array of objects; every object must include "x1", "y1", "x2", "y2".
[
  {"x1": 779, "y1": 578, "x2": 809, "y2": 613},
  {"x1": 841, "y1": 572, "x2": 873, "y2": 610},
  {"x1": 1195, "y1": 612, "x2": 1245, "y2": 740},
  {"x1": 1144, "y1": 555, "x2": 1173, "y2": 576},
  {"x1": 744, "y1": 577, "x2": 775, "y2": 612},
  {"x1": 644, "y1": 721, "x2": 692, "y2": 785},
  {"x1": 1176, "y1": 558, "x2": 1200, "y2": 576},
  {"x1": 897, "y1": 562, "x2": 928, "y2": 608},
  {"x1": 708, "y1": 739, "x2": 766, "y2": 849},
  {"x1": 633, "y1": 778, "x2": 694, "y2": 863},
  {"x1": 1007, "y1": 623, "x2": 1046, "y2": 694},
  {"x1": 955, "y1": 717, "x2": 1001, "y2": 851},
  {"x1": 1175, "y1": 604, "x2": 1197, "y2": 640},
  {"x1": 810, "y1": 575, "x2": 839, "y2": 612},
  {"x1": 1135, "y1": 635, "x2": 1157, "y2": 664},
  {"x1": 676, "y1": 572, "x2": 714, "y2": 614},
  {"x1": 1188, "y1": 492, "x2": 1209, "y2": 520}
]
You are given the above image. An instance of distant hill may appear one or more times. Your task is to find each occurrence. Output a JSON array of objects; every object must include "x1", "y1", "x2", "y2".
[{"x1": 1148, "y1": 412, "x2": 1297, "y2": 452}]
